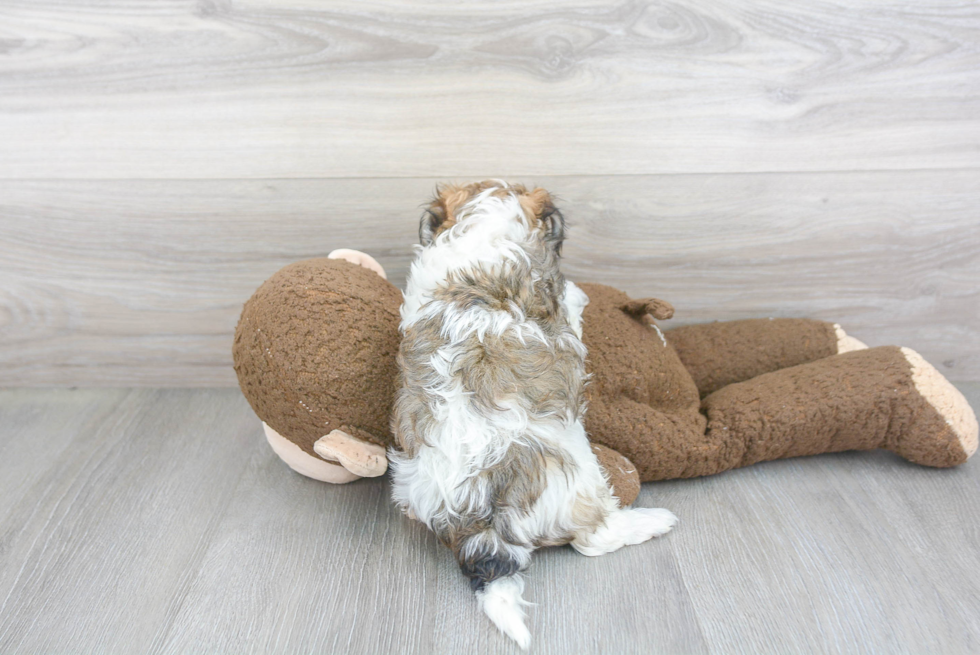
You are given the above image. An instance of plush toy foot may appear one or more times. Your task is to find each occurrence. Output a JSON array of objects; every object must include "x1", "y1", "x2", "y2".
[
  {"x1": 692, "y1": 346, "x2": 977, "y2": 479},
  {"x1": 314, "y1": 429, "x2": 389, "y2": 477},
  {"x1": 834, "y1": 323, "x2": 868, "y2": 353},
  {"x1": 263, "y1": 423, "x2": 361, "y2": 484},
  {"x1": 897, "y1": 347, "x2": 978, "y2": 466}
]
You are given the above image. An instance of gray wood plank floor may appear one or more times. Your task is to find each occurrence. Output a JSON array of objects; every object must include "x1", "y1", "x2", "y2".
[{"x1": 2, "y1": 385, "x2": 979, "y2": 654}]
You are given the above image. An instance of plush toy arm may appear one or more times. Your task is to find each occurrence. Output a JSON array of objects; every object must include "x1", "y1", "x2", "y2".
[
  {"x1": 586, "y1": 396, "x2": 716, "y2": 482},
  {"x1": 664, "y1": 318, "x2": 866, "y2": 397}
]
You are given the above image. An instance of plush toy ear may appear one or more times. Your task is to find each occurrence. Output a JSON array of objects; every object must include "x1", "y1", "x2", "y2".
[{"x1": 620, "y1": 298, "x2": 675, "y2": 321}]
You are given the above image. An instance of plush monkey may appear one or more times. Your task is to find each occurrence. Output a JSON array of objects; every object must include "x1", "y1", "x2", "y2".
[{"x1": 233, "y1": 252, "x2": 977, "y2": 503}]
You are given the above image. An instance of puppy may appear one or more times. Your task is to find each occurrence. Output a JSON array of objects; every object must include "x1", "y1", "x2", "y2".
[{"x1": 390, "y1": 181, "x2": 677, "y2": 649}]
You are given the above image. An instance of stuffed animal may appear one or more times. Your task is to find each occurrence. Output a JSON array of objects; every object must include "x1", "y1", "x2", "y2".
[
  {"x1": 233, "y1": 250, "x2": 642, "y2": 503},
  {"x1": 579, "y1": 284, "x2": 976, "y2": 480},
  {"x1": 233, "y1": 250, "x2": 977, "y2": 499}
]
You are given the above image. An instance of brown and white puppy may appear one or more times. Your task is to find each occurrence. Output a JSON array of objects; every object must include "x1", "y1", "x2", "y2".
[{"x1": 390, "y1": 181, "x2": 676, "y2": 649}]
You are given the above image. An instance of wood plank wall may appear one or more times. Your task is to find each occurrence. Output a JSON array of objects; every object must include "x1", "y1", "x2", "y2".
[{"x1": 1, "y1": 1, "x2": 978, "y2": 385}]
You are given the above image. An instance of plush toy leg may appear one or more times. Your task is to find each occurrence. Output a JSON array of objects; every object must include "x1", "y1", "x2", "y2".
[
  {"x1": 588, "y1": 346, "x2": 977, "y2": 481},
  {"x1": 700, "y1": 346, "x2": 978, "y2": 473},
  {"x1": 665, "y1": 318, "x2": 867, "y2": 397}
]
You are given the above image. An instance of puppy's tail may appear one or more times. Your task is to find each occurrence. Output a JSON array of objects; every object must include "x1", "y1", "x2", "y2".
[{"x1": 459, "y1": 535, "x2": 532, "y2": 650}]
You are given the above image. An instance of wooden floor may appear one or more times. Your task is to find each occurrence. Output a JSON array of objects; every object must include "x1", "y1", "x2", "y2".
[{"x1": 1, "y1": 384, "x2": 979, "y2": 654}]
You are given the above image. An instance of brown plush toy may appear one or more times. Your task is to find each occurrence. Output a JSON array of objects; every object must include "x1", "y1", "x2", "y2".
[
  {"x1": 233, "y1": 250, "x2": 977, "y2": 502},
  {"x1": 233, "y1": 251, "x2": 638, "y2": 502},
  {"x1": 580, "y1": 285, "x2": 977, "y2": 481}
]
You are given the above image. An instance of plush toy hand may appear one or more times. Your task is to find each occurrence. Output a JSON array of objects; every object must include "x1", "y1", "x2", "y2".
[
  {"x1": 620, "y1": 297, "x2": 675, "y2": 321},
  {"x1": 328, "y1": 248, "x2": 388, "y2": 279},
  {"x1": 263, "y1": 423, "x2": 363, "y2": 483}
]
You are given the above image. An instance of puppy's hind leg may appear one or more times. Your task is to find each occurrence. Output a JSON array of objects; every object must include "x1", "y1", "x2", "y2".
[{"x1": 571, "y1": 507, "x2": 678, "y2": 557}]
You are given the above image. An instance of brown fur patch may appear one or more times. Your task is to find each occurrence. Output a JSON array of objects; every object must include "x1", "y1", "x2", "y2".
[
  {"x1": 421, "y1": 180, "x2": 559, "y2": 244},
  {"x1": 394, "y1": 250, "x2": 584, "y2": 455},
  {"x1": 517, "y1": 187, "x2": 553, "y2": 224}
]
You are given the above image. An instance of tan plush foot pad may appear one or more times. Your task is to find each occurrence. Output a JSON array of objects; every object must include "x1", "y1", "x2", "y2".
[
  {"x1": 902, "y1": 348, "x2": 979, "y2": 462},
  {"x1": 263, "y1": 422, "x2": 361, "y2": 483},
  {"x1": 834, "y1": 324, "x2": 869, "y2": 353},
  {"x1": 314, "y1": 429, "x2": 389, "y2": 477}
]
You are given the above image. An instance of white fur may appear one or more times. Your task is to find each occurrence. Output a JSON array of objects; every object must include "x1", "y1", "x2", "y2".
[
  {"x1": 563, "y1": 279, "x2": 588, "y2": 339},
  {"x1": 391, "y1": 185, "x2": 676, "y2": 650},
  {"x1": 478, "y1": 576, "x2": 532, "y2": 650},
  {"x1": 572, "y1": 507, "x2": 678, "y2": 556},
  {"x1": 400, "y1": 188, "x2": 533, "y2": 331}
]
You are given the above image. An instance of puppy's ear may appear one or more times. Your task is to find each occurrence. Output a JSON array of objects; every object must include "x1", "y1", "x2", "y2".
[
  {"x1": 419, "y1": 204, "x2": 447, "y2": 246},
  {"x1": 540, "y1": 202, "x2": 567, "y2": 256},
  {"x1": 521, "y1": 187, "x2": 566, "y2": 255}
]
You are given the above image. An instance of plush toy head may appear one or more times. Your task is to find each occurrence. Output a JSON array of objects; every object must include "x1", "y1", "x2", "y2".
[
  {"x1": 233, "y1": 253, "x2": 642, "y2": 504},
  {"x1": 233, "y1": 256, "x2": 402, "y2": 482}
]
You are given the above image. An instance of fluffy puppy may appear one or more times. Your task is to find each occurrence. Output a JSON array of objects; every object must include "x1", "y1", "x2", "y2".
[{"x1": 390, "y1": 181, "x2": 677, "y2": 649}]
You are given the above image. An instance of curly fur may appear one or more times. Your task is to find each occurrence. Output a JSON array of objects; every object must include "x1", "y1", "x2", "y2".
[{"x1": 390, "y1": 181, "x2": 677, "y2": 649}]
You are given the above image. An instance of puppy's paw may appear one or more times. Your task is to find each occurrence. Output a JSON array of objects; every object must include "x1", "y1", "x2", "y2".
[
  {"x1": 572, "y1": 507, "x2": 678, "y2": 556},
  {"x1": 627, "y1": 507, "x2": 678, "y2": 542}
]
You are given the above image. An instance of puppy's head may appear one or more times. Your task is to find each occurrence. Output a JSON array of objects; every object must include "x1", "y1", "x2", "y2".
[{"x1": 419, "y1": 180, "x2": 566, "y2": 254}]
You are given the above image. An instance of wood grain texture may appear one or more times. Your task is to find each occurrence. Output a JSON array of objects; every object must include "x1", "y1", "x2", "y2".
[
  {"x1": 0, "y1": 385, "x2": 978, "y2": 653},
  {"x1": 0, "y1": 0, "x2": 978, "y2": 178},
  {"x1": 0, "y1": 389, "x2": 259, "y2": 653},
  {"x1": 1, "y1": 172, "x2": 977, "y2": 385}
]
